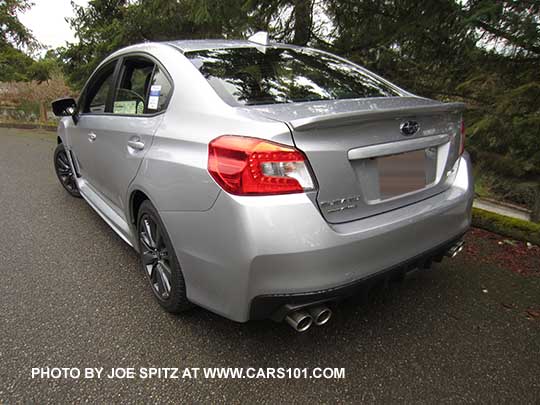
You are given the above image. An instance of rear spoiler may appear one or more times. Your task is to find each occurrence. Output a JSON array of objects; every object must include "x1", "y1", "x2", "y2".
[{"x1": 289, "y1": 102, "x2": 466, "y2": 131}]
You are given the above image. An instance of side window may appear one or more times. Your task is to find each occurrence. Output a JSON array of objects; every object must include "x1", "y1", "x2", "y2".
[
  {"x1": 83, "y1": 61, "x2": 117, "y2": 113},
  {"x1": 147, "y1": 67, "x2": 173, "y2": 113},
  {"x1": 113, "y1": 58, "x2": 155, "y2": 115}
]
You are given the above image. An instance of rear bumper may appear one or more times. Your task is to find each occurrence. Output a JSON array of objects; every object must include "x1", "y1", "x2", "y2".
[
  {"x1": 161, "y1": 154, "x2": 473, "y2": 322},
  {"x1": 250, "y1": 233, "x2": 464, "y2": 320}
]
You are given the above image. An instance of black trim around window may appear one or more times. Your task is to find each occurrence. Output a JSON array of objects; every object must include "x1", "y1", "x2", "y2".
[
  {"x1": 77, "y1": 58, "x2": 119, "y2": 114},
  {"x1": 77, "y1": 51, "x2": 175, "y2": 119}
]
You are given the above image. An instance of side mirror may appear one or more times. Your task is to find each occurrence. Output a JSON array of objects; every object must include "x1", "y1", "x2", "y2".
[{"x1": 52, "y1": 97, "x2": 77, "y2": 117}]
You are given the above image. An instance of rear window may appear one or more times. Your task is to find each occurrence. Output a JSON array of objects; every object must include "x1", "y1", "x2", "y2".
[{"x1": 185, "y1": 47, "x2": 400, "y2": 106}]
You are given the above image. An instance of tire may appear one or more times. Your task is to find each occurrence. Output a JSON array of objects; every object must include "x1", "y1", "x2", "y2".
[
  {"x1": 54, "y1": 143, "x2": 81, "y2": 198},
  {"x1": 137, "y1": 200, "x2": 192, "y2": 313}
]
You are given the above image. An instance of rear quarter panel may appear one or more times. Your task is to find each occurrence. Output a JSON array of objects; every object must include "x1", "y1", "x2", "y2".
[{"x1": 127, "y1": 43, "x2": 294, "y2": 213}]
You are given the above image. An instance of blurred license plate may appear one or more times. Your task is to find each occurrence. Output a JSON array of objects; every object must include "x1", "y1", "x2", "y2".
[{"x1": 378, "y1": 149, "x2": 426, "y2": 199}]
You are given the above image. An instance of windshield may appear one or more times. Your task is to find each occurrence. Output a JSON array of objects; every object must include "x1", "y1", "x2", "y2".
[{"x1": 185, "y1": 47, "x2": 401, "y2": 106}]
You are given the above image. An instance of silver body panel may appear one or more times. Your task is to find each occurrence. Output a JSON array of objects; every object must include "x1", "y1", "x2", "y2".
[
  {"x1": 163, "y1": 154, "x2": 471, "y2": 321},
  {"x1": 58, "y1": 40, "x2": 474, "y2": 322},
  {"x1": 246, "y1": 98, "x2": 464, "y2": 223}
]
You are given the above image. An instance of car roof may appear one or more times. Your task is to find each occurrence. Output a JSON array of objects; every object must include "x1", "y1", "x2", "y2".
[
  {"x1": 165, "y1": 39, "x2": 301, "y2": 53},
  {"x1": 102, "y1": 39, "x2": 305, "y2": 71}
]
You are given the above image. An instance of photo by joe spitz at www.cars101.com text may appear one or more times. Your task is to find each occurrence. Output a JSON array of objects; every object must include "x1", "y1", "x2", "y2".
[{"x1": 52, "y1": 31, "x2": 472, "y2": 332}]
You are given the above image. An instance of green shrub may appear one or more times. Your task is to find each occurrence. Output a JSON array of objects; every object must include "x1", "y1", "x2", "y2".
[
  {"x1": 472, "y1": 208, "x2": 540, "y2": 245},
  {"x1": 473, "y1": 164, "x2": 538, "y2": 209}
]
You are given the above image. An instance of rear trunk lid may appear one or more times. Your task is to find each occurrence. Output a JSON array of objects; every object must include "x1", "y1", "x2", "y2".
[{"x1": 243, "y1": 96, "x2": 464, "y2": 223}]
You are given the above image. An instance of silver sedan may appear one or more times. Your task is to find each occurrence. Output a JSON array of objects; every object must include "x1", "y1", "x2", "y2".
[{"x1": 52, "y1": 33, "x2": 473, "y2": 332}]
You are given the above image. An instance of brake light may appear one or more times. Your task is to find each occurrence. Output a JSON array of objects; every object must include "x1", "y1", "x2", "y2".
[
  {"x1": 459, "y1": 119, "x2": 465, "y2": 155},
  {"x1": 208, "y1": 135, "x2": 315, "y2": 195}
]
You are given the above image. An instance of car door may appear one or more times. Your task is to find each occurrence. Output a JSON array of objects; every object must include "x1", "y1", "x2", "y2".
[
  {"x1": 77, "y1": 54, "x2": 173, "y2": 212},
  {"x1": 69, "y1": 59, "x2": 119, "y2": 189}
]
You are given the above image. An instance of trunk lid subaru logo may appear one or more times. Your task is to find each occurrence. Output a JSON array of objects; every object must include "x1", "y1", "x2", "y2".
[{"x1": 400, "y1": 120, "x2": 420, "y2": 136}]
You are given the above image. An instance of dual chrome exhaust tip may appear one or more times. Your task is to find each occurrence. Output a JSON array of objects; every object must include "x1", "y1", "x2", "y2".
[
  {"x1": 285, "y1": 305, "x2": 332, "y2": 332},
  {"x1": 445, "y1": 240, "x2": 465, "y2": 258}
]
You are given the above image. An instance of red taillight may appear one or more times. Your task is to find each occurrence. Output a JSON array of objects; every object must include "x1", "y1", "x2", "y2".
[
  {"x1": 208, "y1": 135, "x2": 316, "y2": 196},
  {"x1": 459, "y1": 119, "x2": 466, "y2": 155}
]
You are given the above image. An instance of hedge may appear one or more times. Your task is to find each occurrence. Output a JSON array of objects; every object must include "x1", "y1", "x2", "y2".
[{"x1": 472, "y1": 207, "x2": 540, "y2": 246}]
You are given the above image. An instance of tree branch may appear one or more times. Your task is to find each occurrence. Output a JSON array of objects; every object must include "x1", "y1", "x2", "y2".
[{"x1": 473, "y1": 19, "x2": 540, "y2": 56}]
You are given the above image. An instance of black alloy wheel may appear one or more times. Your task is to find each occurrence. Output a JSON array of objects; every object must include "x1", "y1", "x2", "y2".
[
  {"x1": 137, "y1": 200, "x2": 192, "y2": 313},
  {"x1": 54, "y1": 143, "x2": 81, "y2": 197}
]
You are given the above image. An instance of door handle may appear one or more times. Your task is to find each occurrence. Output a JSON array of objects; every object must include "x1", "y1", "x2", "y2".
[
  {"x1": 127, "y1": 138, "x2": 145, "y2": 151},
  {"x1": 88, "y1": 132, "x2": 97, "y2": 142}
]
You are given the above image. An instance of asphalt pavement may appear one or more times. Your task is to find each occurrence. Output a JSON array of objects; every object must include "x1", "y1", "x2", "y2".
[{"x1": 0, "y1": 128, "x2": 539, "y2": 403}]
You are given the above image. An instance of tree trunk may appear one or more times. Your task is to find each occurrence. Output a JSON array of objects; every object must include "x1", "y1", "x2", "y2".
[
  {"x1": 39, "y1": 101, "x2": 48, "y2": 123},
  {"x1": 531, "y1": 182, "x2": 540, "y2": 223},
  {"x1": 292, "y1": 0, "x2": 312, "y2": 46}
]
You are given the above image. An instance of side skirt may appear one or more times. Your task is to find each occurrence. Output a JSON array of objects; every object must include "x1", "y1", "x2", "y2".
[{"x1": 77, "y1": 178, "x2": 138, "y2": 251}]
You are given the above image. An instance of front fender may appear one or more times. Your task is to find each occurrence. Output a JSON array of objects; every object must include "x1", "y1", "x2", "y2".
[{"x1": 56, "y1": 117, "x2": 74, "y2": 146}]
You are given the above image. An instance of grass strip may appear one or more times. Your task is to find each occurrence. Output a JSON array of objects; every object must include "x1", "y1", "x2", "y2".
[{"x1": 472, "y1": 207, "x2": 540, "y2": 245}]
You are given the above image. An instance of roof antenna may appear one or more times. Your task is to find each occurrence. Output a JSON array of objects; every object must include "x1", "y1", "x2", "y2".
[{"x1": 248, "y1": 31, "x2": 269, "y2": 46}]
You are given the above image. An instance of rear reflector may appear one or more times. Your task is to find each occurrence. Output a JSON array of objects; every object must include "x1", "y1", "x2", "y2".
[{"x1": 208, "y1": 135, "x2": 315, "y2": 195}]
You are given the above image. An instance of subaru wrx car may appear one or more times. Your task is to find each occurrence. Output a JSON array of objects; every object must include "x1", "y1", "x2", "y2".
[{"x1": 52, "y1": 33, "x2": 473, "y2": 332}]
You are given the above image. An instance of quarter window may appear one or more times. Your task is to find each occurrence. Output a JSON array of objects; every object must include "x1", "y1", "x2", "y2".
[{"x1": 147, "y1": 67, "x2": 172, "y2": 112}]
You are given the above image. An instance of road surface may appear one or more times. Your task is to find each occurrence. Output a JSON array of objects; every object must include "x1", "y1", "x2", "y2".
[{"x1": 1, "y1": 128, "x2": 539, "y2": 403}]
